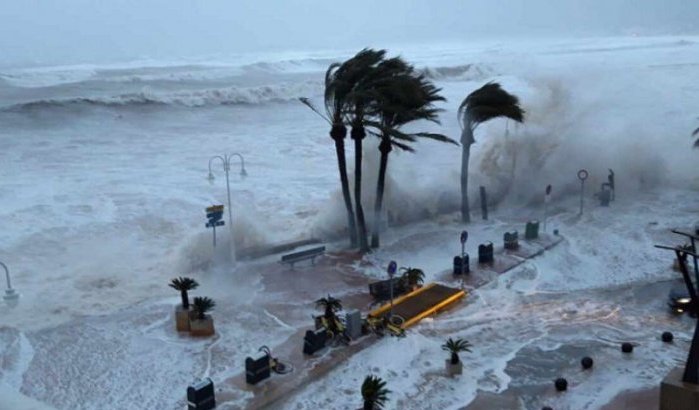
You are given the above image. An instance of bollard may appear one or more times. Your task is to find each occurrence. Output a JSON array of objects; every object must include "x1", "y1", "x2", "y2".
[
  {"x1": 554, "y1": 378, "x2": 568, "y2": 392},
  {"x1": 662, "y1": 332, "x2": 674, "y2": 343},
  {"x1": 504, "y1": 231, "x2": 519, "y2": 250},
  {"x1": 478, "y1": 242, "x2": 494, "y2": 264},
  {"x1": 621, "y1": 342, "x2": 634, "y2": 353},
  {"x1": 245, "y1": 352, "x2": 271, "y2": 385},
  {"x1": 187, "y1": 378, "x2": 216, "y2": 410},
  {"x1": 525, "y1": 220, "x2": 540, "y2": 240},
  {"x1": 581, "y1": 357, "x2": 594, "y2": 370}
]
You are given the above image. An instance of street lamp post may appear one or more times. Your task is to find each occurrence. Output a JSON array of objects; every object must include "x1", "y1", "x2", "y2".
[
  {"x1": 208, "y1": 153, "x2": 247, "y2": 258},
  {"x1": 1, "y1": 261, "x2": 18, "y2": 301}
]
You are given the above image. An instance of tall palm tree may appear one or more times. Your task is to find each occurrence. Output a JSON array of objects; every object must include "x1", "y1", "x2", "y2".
[
  {"x1": 168, "y1": 277, "x2": 199, "y2": 309},
  {"x1": 346, "y1": 50, "x2": 389, "y2": 253},
  {"x1": 441, "y1": 337, "x2": 472, "y2": 365},
  {"x1": 300, "y1": 49, "x2": 387, "y2": 247},
  {"x1": 361, "y1": 375, "x2": 390, "y2": 410},
  {"x1": 458, "y1": 82, "x2": 525, "y2": 223},
  {"x1": 368, "y1": 67, "x2": 456, "y2": 248},
  {"x1": 192, "y1": 296, "x2": 215, "y2": 320}
]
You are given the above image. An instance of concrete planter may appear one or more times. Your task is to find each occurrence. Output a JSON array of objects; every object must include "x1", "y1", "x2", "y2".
[
  {"x1": 445, "y1": 359, "x2": 463, "y2": 376},
  {"x1": 175, "y1": 305, "x2": 194, "y2": 332},
  {"x1": 660, "y1": 367, "x2": 699, "y2": 410},
  {"x1": 190, "y1": 315, "x2": 215, "y2": 337}
]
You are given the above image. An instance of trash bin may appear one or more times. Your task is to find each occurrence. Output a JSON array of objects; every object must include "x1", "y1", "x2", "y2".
[
  {"x1": 525, "y1": 220, "x2": 539, "y2": 240},
  {"x1": 453, "y1": 255, "x2": 470, "y2": 275},
  {"x1": 504, "y1": 231, "x2": 519, "y2": 250},
  {"x1": 303, "y1": 328, "x2": 327, "y2": 355},
  {"x1": 245, "y1": 352, "x2": 271, "y2": 385},
  {"x1": 598, "y1": 184, "x2": 611, "y2": 206},
  {"x1": 187, "y1": 378, "x2": 215, "y2": 410},
  {"x1": 478, "y1": 242, "x2": 494, "y2": 264}
]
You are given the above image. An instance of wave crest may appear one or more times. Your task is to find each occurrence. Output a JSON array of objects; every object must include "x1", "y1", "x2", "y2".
[{"x1": 2, "y1": 81, "x2": 323, "y2": 111}]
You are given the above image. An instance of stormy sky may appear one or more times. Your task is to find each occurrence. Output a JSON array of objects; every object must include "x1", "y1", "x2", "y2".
[{"x1": 1, "y1": 0, "x2": 697, "y2": 67}]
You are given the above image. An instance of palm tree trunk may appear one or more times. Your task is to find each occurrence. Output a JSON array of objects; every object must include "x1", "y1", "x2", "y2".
[
  {"x1": 332, "y1": 125, "x2": 358, "y2": 247},
  {"x1": 371, "y1": 137, "x2": 391, "y2": 248},
  {"x1": 352, "y1": 126, "x2": 370, "y2": 252},
  {"x1": 460, "y1": 123, "x2": 475, "y2": 224},
  {"x1": 451, "y1": 352, "x2": 459, "y2": 365},
  {"x1": 363, "y1": 400, "x2": 373, "y2": 410},
  {"x1": 181, "y1": 290, "x2": 189, "y2": 309}
]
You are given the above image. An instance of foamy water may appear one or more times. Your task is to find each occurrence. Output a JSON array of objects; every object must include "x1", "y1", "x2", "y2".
[{"x1": 1, "y1": 36, "x2": 699, "y2": 409}]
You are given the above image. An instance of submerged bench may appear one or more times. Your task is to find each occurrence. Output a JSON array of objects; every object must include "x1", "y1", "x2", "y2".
[{"x1": 280, "y1": 246, "x2": 325, "y2": 268}]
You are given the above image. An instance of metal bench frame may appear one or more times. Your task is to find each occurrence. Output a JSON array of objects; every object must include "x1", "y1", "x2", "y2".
[{"x1": 280, "y1": 246, "x2": 325, "y2": 269}]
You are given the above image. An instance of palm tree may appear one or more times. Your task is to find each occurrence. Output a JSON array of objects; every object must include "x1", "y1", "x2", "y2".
[
  {"x1": 300, "y1": 49, "x2": 387, "y2": 248},
  {"x1": 441, "y1": 337, "x2": 472, "y2": 365},
  {"x1": 368, "y1": 65, "x2": 457, "y2": 248},
  {"x1": 346, "y1": 50, "x2": 389, "y2": 253},
  {"x1": 361, "y1": 375, "x2": 390, "y2": 410},
  {"x1": 192, "y1": 296, "x2": 215, "y2": 320},
  {"x1": 315, "y1": 295, "x2": 343, "y2": 334},
  {"x1": 169, "y1": 277, "x2": 199, "y2": 309},
  {"x1": 400, "y1": 267, "x2": 425, "y2": 288},
  {"x1": 458, "y1": 82, "x2": 525, "y2": 223}
]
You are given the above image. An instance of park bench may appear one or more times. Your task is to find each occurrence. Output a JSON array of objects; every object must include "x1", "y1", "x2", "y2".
[{"x1": 280, "y1": 246, "x2": 325, "y2": 268}]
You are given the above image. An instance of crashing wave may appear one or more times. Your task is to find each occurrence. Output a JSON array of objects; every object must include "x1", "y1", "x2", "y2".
[
  {"x1": 1, "y1": 80, "x2": 324, "y2": 111},
  {"x1": 420, "y1": 63, "x2": 494, "y2": 80}
]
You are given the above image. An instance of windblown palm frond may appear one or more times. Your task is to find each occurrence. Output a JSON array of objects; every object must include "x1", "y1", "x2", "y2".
[
  {"x1": 192, "y1": 296, "x2": 215, "y2": 320},
  {"x1": 458, "y1": 82, "x2": 525, "y2": 130},
  {"x1": 361, "y1": 375, "x2": 391, "y2": 409}
]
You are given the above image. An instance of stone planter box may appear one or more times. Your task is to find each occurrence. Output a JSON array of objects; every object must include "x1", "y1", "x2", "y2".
[
  {"x1": 190, "y1": 315, "x2": 215, "y2": 337},
  {"x1": 175, "y1": 305, "x2": 196, "y2": 332},
  {"x1": 445, "y1": 359, "x2": 463, "y2": 377},
  {"x1": 660, "y1": 367, "x2": 699, "y2": 410}
]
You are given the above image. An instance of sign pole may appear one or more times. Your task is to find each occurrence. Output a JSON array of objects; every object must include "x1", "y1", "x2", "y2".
[
  {"x1": 460, "y1": 231, "x2": 468, "y2": 276},
  {"x1": 544, "y1": 184, "x2": 552, "y2": 232},
  {"x1": 577, "y1": 170, "x2": 589, "y2": 215}
]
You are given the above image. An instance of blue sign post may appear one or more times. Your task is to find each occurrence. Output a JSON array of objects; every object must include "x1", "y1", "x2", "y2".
[{"x1": 205, "y1": 205, "x2": 225, "y2": 247}]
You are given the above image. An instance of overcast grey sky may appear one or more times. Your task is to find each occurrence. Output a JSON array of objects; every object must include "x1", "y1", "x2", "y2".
[{"x1": 1, "y1": 0, "x2": 697, "y2": 67}]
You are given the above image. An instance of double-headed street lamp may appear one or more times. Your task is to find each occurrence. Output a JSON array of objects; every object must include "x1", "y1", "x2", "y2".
[
  {"x1": 1, "y1": 261, "x2": 19, "y2": 302},
  {"x1": 208, "y1": 153, "x2": 247, "y2": 257}
]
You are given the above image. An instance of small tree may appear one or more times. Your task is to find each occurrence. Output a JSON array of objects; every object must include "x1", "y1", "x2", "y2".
[
  {"x1": 361, "y1": 375, "x2": 390, "y2": 410},
  {"x1": 192, "y1": 296, "x2": 215, "y2": 320},
  {"x1": 442, "y1": 338, "x2": 472, "y2": 365},
  {"x1": 400, "y1": 267, "x2": 425, "y2": 288},
  {"x1": 169, "y1": 277, "x2": 199, "y2": 309},
  {"x1": 315, "y1": 295, "x2": 343, "y2": 334}
]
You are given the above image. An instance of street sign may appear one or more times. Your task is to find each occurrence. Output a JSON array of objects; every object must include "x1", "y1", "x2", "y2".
[
  {"x1": 387, "y1": 261, "x2": 397, "y2": 275},
  {"x1": 206, "y1": 205, "x2": 224, "y2": 214},
  {"x1": 460, "y1": 230, "x2": 468, "y2": 244},
  {"x1": 205, "y1": 205, "x2": 225, "y2": 247},
  {"x1": 206, "y1": 211, "x2": 224, "y2": 220}
]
